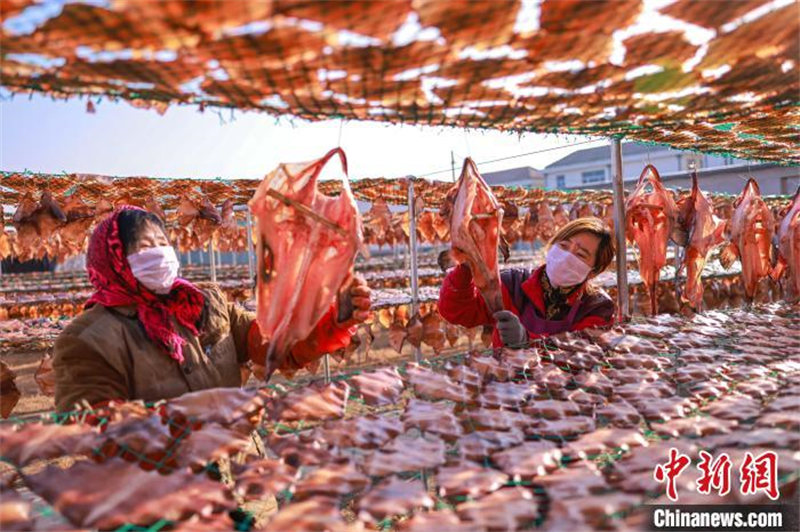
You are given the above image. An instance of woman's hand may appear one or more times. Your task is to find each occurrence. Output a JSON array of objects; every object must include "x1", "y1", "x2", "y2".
[
  {"x1": 493, "y1": 310, "x2": 528, "y2": 347},
  {"x1": 336, "y1": 275, "x2": 371, "y2": 327},
  {"x1": 450, "y1": 247, "x2": 470, "y2": 267}
]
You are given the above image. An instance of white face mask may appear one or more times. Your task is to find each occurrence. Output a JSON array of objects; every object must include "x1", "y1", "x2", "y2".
[
  {"x1": 545, "y1": 244, "x2": 593, "y2": 288},
  {"x1": 127, "y1": 245, "x2": 180, "y2": 294}
]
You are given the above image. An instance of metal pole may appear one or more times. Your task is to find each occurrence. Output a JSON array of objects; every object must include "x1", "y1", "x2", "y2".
[
  {"x1": 245, "y1": 210, "x2": 255, "y2": 285},
  {"x1": 323, "y1": 353, "x2": 331, "y2": 384},
  {"x1": 450, "y1": 150, "x2": 456, "y2": 182},
  {"x1": 610, "y1": 138, "x2": 629, "y2": 320},
  {"x1": 208, "y1": 239, "x2": 217, "y2": 283},
  {"x1": 408, "y1": 177, "x2": 422, "y2": 362},
  {"x1": 674, "y1": 242, "x2": 682, "y2": 302}
]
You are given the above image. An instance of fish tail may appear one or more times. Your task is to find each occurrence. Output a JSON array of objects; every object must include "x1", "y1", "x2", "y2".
[
  {"x1": 718, "y1": 242, "x2": 738, "y2": 270},
  {"x1": 770, "y1": 259, "x2": 786, "y2": 282}
]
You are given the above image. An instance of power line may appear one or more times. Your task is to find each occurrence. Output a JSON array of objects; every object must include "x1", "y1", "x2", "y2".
[{"x1": 418, "y1": 138, "x2": 603, "y2": 178}]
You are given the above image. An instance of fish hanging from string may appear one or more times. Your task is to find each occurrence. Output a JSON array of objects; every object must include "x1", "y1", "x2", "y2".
[
  {"x1": 448, "y1": 157, "x2": 504, "y2": 314},
  {"x1": 625, "y1": 165, "x2": 679, "y2": 315},
  {"x1": 248, "y1": 148, "x2": 364, "y2": 378},
  {"x1": 771, "y1": 186, "x2": 800, "y2": 299},
  {"x1": 674, "y1": 171, "x2": 726, "y2": 310},
  {"x1": 719, "y1": 178, "x2": 775, "y2": 302}
]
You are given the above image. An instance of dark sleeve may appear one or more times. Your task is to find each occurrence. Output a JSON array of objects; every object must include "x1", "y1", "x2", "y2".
[
  {"x1": 53, "y1": 332, "x2": 129, "y2": 412},
  {"x1": 437, "y1": 264, "x2": 493, "y2": 328}
]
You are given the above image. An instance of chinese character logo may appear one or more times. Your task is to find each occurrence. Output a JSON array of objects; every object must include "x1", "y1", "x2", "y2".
[
  {"x1": 696, "y1": 450, "x2": 732, "y2": 496},
  {"x1": 653, "y1": 447, "x2": 691, "y2": 501},
  {"x1": 740, "y1": 451, "x2": 779, "y2": 501},
  {"x1": 653, "y1": 448, "x2": 781, "y2": 501}
]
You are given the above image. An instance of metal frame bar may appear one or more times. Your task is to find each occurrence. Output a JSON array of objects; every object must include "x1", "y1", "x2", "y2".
[
  {"x1": 208, "y1": 239, "x2": 217, "y2": 282},
  {"x1": 674, "y1": 242, "x2": 683, "y2": 306},
  {"x1": 323, "y1": 353, "x2": 331, "y2": 384},
  {"x1": 610, "y1": 138, "x2": 629, "y2": 320},
  {"x1": 245, "y1": 209, "x2": 255, "y2": 285},
  {"x1": 408, "y1": 177, "x2": 422, "y2": 362}
]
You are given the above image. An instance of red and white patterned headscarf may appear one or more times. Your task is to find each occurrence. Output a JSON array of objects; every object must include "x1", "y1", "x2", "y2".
[{"x1": 85, "y1": 207, "x2": 205, "y2": 363}]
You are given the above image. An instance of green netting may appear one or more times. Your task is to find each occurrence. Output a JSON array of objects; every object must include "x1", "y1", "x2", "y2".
[{"x1": 1, "y1": 300, "x2": 799, "y2": 531}]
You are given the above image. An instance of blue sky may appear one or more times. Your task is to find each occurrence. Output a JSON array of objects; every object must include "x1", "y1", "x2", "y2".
[{"x1": 1, "y1": 93, "x2": 607, "y2": 182}]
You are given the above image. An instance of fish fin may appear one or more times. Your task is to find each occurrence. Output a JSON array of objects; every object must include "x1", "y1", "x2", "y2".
[
  {"x1": 718, "y1": 242, "x2": 738, "y2": 269},
  {"x1": 671, "y1": 228, "x2": 689, "y2": 247},
  {"x1": 771, "y1": 259, "x2": 786, "y2": 282},
  {"x1": 498, "y1": 235, "x2": 510, "y2": 263},
  {"x1": 42, "y1": 192, "x2": 67, "y2": 222}
]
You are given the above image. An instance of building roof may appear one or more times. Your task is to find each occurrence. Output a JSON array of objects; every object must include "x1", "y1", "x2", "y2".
[
  {"x1": 546, "y1": 143, "x2": 672, "y2": 170},
  {"x1": 482, "y1": 166, "x2": 543, "y2": 186},
  {"x1": 573, "y1": 162, "x2": 790, "y2": 190}
]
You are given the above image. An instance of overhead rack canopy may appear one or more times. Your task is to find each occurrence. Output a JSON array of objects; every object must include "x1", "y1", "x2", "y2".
[
  {"x1": 2, "y1": 0, "x2": 798, "y2": 164},
  {"x1": 0, "y1": 170, "x2": 792, "y2": 211}
]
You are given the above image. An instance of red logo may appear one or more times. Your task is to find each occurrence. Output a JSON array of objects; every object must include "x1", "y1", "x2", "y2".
[
  {"x1": 653, "y1": 447, "x2": 691, "y2": 501},
  {"x1": 740, "y1": 451, "x2": 779, "y2": 501},
  {"x1": 696, "y1": 450, "x2": 732, "y2": 496},
  {"x1": 653, "y1": 449, "x2": 780, "y2": 501}
]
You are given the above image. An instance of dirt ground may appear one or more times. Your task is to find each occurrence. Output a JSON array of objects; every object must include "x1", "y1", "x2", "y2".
[{"x1": 4, "y1": 349, "x2": 54, "y2": 418}]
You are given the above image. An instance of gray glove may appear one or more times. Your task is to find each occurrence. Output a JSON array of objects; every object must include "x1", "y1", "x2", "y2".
[{"x1": 493, "y1": 310, "x2": 528, "y2": 347}]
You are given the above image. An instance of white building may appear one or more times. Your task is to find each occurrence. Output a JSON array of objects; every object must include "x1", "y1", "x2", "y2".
[
  {"x1": 544, "y1": 143, "x2": 743, "y2": 190},
  {"x1": 482, "y1": 166, "x2": 545, "y2": 188}
]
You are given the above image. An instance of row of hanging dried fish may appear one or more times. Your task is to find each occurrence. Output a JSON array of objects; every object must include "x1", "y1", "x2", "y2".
[
  {"x1": 3, "y1": 168, "x2": 793, "y2": 266},
  {"x1": 625, "y1": 166, "x2": 800, "y2": 314},
  {"x1": 362, "y1": 196, "x2": 615, "y2": 251},
  {"x1": 3, "y1": 164, "x2": 798, "y2": 316},
  {"x1": 0, "y1": 172, "x2": 623, "y2": 212},
  {"x1": 1, "y1": 192, "x2": 246, "y2": 261},
  {"x1": 1, "y1": 186, "x2": 613, "y2": 261}
]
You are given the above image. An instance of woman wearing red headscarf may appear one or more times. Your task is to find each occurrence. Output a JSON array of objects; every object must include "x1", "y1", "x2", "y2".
[{"x1": 53, "y1": 207, "x2": 371, "y2": 412}]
